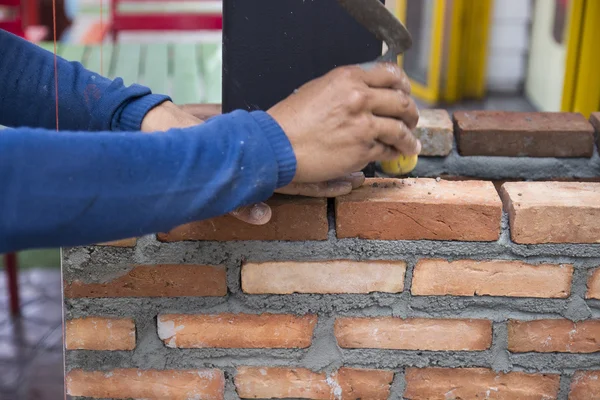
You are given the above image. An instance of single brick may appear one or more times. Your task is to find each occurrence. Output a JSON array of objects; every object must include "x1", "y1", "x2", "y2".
[
  {"x1": 157, "y1": 313, "x2": 317, "y2": 348},
  {"x1": 335, "y1": 178, "x2": 502, "y2": 241},
  {"x1": 413, "y1": 109, "x2": 453, "y2": 156},
  {"x1": 66, "y1": 317, "x2": 135, "y2": 351},
  {"x1": 234, "y1": 367, "x2": 393, "y2": 399},
  {"x1": 508, "y1": 319, "x2": 600, "y2": 353},
  {"x1": 66, "y1": 369, "x2": 225, "y2": 399},
  {"x1": 158, "y1": 195, "x2": 328, "y2": 241},
  {"x1": 586, "y1": 268, "x2": 600, "y2": 299},
  {"x1": 334, "y1": 317, "x2": 492, "y2": 351},
  {"x1": 64, "y1": 264, "x2": 226, "y2": 298},
  {"x1": 404, "y1": 368, "x2": 560, "y2": 399},
  {"x1": 500, "y1": 181, "x2": 600, "y2": 244},
  {"x1": 412, "y1": 259, "x2": 573, "y2": 298},
  {"x1": 570, "y1": 371, "x2": 600, "y2": 400},
  {"x1": 455, "y1": 111, "x2": 595, "y2": 157},
  {"x1": 591, "y1": 112, "x2": 600, "y2": 153},
  {"x1": 96, "y1": 238, "x2": 137, "y2": 247},
  {"x1": 242, "y1": 260, "x2": 406, "y2": 294}
]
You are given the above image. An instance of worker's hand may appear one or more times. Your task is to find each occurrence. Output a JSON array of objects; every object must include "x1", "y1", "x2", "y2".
[
  {"x1": 268, "y1": 62, "x2": 421, "y2": 183},
  {"x1": 140, "y1": 101, "x2": 202, "y2": 132},
  {"x1": 140, "y1": 102, "x2": 365, "y2": 226},
  {"x1": 275, "y1": 171, "x2": 364, "y2": 197},
  {"x1": 228, "y1": 171, "x2": 365, "y2": 225},
  {"x1": 142, "y1": 102, "x2": 272, "y2": 225}
]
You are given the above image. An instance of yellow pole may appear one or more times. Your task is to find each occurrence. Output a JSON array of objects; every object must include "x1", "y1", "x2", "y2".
[
  {"x1": 443, "y1": 0, "x2": 465, "y2": 103},
  {"x1": 572, "y1": 0, "x2": 600, "y2": 116},
  {"x1": 561, "y1": 0, "x2": 586, "y2": 112}
]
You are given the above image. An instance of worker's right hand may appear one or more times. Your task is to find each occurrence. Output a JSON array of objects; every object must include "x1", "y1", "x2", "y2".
[{"x1": 267, "y1": 62, "x2": 421, "y2": 183}]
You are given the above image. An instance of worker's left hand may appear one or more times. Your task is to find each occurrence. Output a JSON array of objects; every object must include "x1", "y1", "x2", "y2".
[
  {"x1": 229, "y1": 171, "x2": 364, "y2": 224},
  {"x1": 142, "y1": 102, "x2": 366, "y2": 225}
]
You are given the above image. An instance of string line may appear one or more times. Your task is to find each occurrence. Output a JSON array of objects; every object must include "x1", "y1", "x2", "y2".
[
  {"x1": 52, "y1": 0, "x2": 58, "y2": 131},
  {"x1": 100, "y1": 0, "x2": 103, "y2": 75}
]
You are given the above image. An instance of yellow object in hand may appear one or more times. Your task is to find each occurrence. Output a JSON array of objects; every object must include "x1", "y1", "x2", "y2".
[{"x1": 380, "y1": 154, "x2": 419, "y2": 176}]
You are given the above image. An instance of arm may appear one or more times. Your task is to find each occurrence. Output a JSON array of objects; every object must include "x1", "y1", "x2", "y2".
[
  {"x1": 0, "y1": 110, "x2": 296, "y2": 252},
  {"x1": 0, "y1": 29, "x2": 168, "y2": 131}
]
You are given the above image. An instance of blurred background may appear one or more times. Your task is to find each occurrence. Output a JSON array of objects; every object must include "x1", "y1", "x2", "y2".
[{"x1": 0, "y1": 0, "x2": 598, "y2": 398}]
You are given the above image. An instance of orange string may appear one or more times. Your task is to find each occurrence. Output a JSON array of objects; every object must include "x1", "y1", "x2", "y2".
[
  {"x1": 100, "y1": 0, "x2": 103, "y2": 75},
  {"x1": 52, "y1": 0, "x2": 58, "y2": 131},
  {"x1": 50, "y1": 2, "x2": 66, "y2": 398}
]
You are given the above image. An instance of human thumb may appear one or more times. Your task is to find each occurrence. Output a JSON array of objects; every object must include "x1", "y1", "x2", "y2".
[{"x1": 229, "y1": 202, "x2": 272, "y2": 225}]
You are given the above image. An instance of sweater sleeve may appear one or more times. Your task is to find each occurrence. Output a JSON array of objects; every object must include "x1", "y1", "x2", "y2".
[
  {"x1": 0, "y1": 110, "x2": 297, "y2": 253},
  {"x1": 0, "y1": 29, "x2": 169, "y2": 132}
]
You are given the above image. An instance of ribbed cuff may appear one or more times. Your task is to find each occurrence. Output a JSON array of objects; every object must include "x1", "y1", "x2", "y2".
[
  {"x1": 116, "y1": 94, "x2": 172, "y2": 131},
  {"x1": 250, "y1": 111, "x2": 297, "y2": 188}
]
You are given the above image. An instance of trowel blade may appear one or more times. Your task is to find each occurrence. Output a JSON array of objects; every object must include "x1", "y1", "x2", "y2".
[{"x1": 336, "y1": 0, "x2": 412, "y2": 56}]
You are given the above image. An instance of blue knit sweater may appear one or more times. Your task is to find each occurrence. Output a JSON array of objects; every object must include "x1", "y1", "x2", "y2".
[{"x1": 0, "y1": 30, "x2": 296, "y2": 252}]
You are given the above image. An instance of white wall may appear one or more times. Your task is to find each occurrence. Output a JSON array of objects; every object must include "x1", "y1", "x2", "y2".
[
  {"x1": 525, "y1": 0, "x2": 567, "y2": 112},
  {"x1": 486, "y1": 0, "x2": 533, "y2": 93}
]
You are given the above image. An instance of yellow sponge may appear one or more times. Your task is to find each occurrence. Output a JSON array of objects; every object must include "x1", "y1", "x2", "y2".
[{"x1": 380, "y1": 154, "x2": 419, "y2": 176}]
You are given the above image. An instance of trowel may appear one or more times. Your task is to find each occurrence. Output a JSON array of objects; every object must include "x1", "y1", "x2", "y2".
[{"x1": 336, "y1": 0, "x2": 419, "y2": 176}]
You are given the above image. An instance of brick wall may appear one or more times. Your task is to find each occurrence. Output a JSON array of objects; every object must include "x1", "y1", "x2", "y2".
[{"x1": 63, "y1": 110, "x2": 600, "y2": 399}]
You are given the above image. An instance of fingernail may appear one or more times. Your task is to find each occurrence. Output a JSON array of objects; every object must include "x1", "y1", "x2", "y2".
[
  {"x1": 250, "y1": 204, "x2": 267, "y2": 220},
  {"x1": 415, "y1": 140, "x2": 422, "y2": 155},
  {"x1": 351, "y1": 171, "x2": 365, "y2": 178}
]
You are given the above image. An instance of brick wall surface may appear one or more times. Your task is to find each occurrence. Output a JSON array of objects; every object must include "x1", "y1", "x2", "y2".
[{"x1": 63, "y1": 110, "x2": 600, "y2": 399}]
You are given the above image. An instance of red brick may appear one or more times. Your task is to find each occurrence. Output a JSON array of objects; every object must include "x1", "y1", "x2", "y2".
[
  {"x1": 96, "y1": 238, "x2": 137, "y2": 247},
  {"x1": 455, "y1": 111, "x2": 595, "y2": 157},
  {"x1": 335, "y1": 178, "x2": 502, "y2": 241},
  {"x1": 404, "y1": 368, "x2": 560, "y2": 399},
  {"x1": 334, "y1": 317, "x2": 492, "y2": 351},
  {"x1": 508, "y1": 319, "x2": 600, "y2": 353},
  {"x1": 64, "y1": 264, "x2": 226, "y2": 298},
  {"x1": 500, "y1": 181, "x2": 600, "y2": 244},
  {"x1": 241, "y1": 260, "x2": 406, "y2": 294},
  {"x1": 570, "y1": 371, "x2": 600, "y2": 400},
  {"x1": 412, "y1": 259, "x2": 573, "y2": 298},
  {"x1": 591, "y1": 112, "x2": 600, "y2": 153},
  {"x1": 158, "y1": 195, "x2": 328, "y2": 241},
  {"x1": 586, "y1": 268, "x2": 600, "y2": 300},
  {"x1": 66, "y1": 369, "x2": 225, "y2": 399},
  {"x1": 413, "y1": 109, "x2": 453, "y2": 156},
  {"x1": 157, "y1": 313, "x2": 317, "y2": 348},
  {"x1": 66, "y1": 317, "x2": 135, "y2": 351},
  {"x1": 234, "y1": 367, "x2": 393, "y2": 399}
]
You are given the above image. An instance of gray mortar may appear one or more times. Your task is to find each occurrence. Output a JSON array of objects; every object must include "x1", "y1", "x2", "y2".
[
  {"x1": 64, "y1": 205, "x2": 600, "y2": 398},
  {"x1": 558, "y1": 374, "x2": 575, "y2": 400},
  {"x1": 396, "y1": 136, "x2": 600, "y2": 180},
  {"x1": 301, "y1": 316, "x2": 343, "y2": 372},
  {"x1": 388, "y1": 371, "x2": 405, "y2": 400},
  {"x1": 490, "y1": 322, "x2": 511, "y2": 372}
]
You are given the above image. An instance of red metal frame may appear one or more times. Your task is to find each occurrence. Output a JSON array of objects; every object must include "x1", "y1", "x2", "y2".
[
  {"x1": 22, "y1": 0, "x2": 39, "y2": 27},
  {"x1": 110, "y1": 0, "x2": 222, "y2": 40},
  {"x1": 3, "y1": 253, "x2": 20, "y2": 317},
  {"x1": 0, "y1": 0, "x2": 25, "y2": 37}
]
